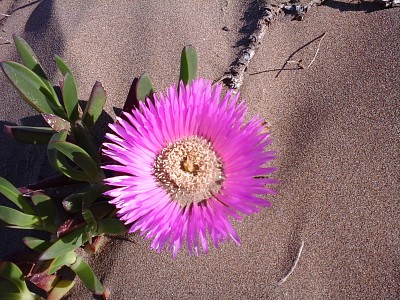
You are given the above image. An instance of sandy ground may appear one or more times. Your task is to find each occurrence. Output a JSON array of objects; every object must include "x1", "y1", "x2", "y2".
[{"x1": 0, "y1": 0, "x2": 399, "y2": 299}]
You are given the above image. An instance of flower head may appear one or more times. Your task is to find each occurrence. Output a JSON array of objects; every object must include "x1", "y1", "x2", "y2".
[{"x1": 102, "y1": 79, "x2": 277, "y2": 256}]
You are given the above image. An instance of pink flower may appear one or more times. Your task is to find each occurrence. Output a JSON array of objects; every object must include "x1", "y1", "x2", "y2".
[{"x1": 102, "y1": 79, "x2": 277, "y2": 257}]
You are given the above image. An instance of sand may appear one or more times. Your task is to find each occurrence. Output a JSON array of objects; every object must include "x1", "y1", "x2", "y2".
[{"x1": 0, "y1": 0, "x2": 399, "y2": 299}]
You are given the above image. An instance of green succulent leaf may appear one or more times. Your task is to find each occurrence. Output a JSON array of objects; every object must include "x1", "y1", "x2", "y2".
[
  {"x1": 54, "y1": 56, "x2": 80, "y2": 121},
  {"x1": 4, "y1": 126, "x2": 56, "y2": 145},
  {"x1": 71, "y1": 121, "x2": 101, "y2": 164},
  {"x1": 61, "y1": 72, "x2": 79, "y2": 122},
  {"x1": 136, "y1": 73, "x2": 154, "y2": 103},
  {"x1": 89, "y1": 201, "x2": 116, "y2": 220},
  {"x1": 47, "y1": 131, "x2": 91, "y2": 182},
  {"x1": 47, "y1": 251, "x2": 77, "y2": 275},
  {"x1": 0, "y1": 177, "x2": 35, "y2": 215},
  {"x1": 31, "y1": 193, "x2": 58, "y2": 233},
  {"x1": 0, "y1": 206, "x2": 41, "y2": 229},
  {"x1": 0, "y1": 61, "x2": 66, "y2": 118},
  {"x1": 82, "y1": 209, "x2": 96, "y2": 227},
  {"x1": 40, "y1": 225, "x2": 89, "y2": 260},
  {"x1": 0, "y1": 262, "x2": 30, "y2": 295},
  {"x1": 41, "y1": 218, "x2": 125, "y2": 260},
  {"x1": 0, "y1": 280, "x2": 19, "y2": 294},
  {"x1": 97, "y1": 218, "x2": 127, "y2": 235},
  {"x1": 62, "y1": 183, "x2": 105, "y2": 212},
  {"x1": 82, "y1": 81, "x2": 106, "y2": 128},
  {"x1": 0, "y1": 293, "x2": 36, "y2": 300},
  {"x1": 179, "y1": 45, "x2": 198, "y2": 86},
  {"x1": 69, "y1": 255, "x2": 104, "y2": 295},
  {"x1": 12, "y1": 34, "x2": 59, "y2": 103},
  {"x1": 51, "y1": 141, "x2": 104, "y2": 183},
  {"x1": 47, "y1": 279, "x2": 75, "y2": 300},
  {"x1": 122, "y1": 74, "x2": 154, "y2": 115},
  {"x1": 42, "y1": 114, "x2": 71, "y2": 133},
  {"x1": 23, "y1": 237, "x2": 51, "y2": 252},
  {"x1": 54, "y1": 55, "x2": 73, "y2": 76}
]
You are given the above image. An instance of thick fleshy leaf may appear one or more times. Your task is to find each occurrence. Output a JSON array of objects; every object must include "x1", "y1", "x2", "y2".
[
  {"x1": 54, "y1": 55, "x2": 73, "y2": 76},
  {"x1": 47, "y1": 132, "x2": 90, "y2": 182},
  {"x1": 20, "y1": 174, "x2": 77, "y2": 192},
  {"x1": 82, "y1": 209, "x2": 96, "y2": 244},
  {"x1": 56, "y1": 217, "x2": 85, "y2": 238},
  {"x1": 82, "y1": 81, "x2": 106, "y2": 128},
  {"x1": 82, "y1": 209, "x2": 96, "y2": 227},
  {"x1": 62, "y1": 183, "x2": 104, "y2": 212},
  {"x1": 0, "y1": 61, "x2": 66, "y2": 118},
  {"x1": 12, "y1": 34, "x2": 59, "y2": 103},
  {"x1": 84, "y1": 236, "x2": 104, "y2": 254},
  {"x1": 41, "y1": 114, "x2": 71, "y2": 133},
  {"x1": 0, "y1": 177, "x2": 35, "y2": 214},
  {"x1": 89, "y1": 202, "x2": 115, "y2": 220},
  {"x1": 0, "y1": 292, "x2": 35, "y2": 300},
  {"x1": 0, "y1": 280, "x2": 19, "y2": 293},
  {"x1": 0, "y1": 206, "x2": 40, "y2": 228},
  {"x1": 61, "y1": 72, "x2": 79, "y2": 122},
  {"x1": 71, "y1": 121, "x2": 101, "y2": 164},
  {"x1": 0, "y1": 262, "x2": 29, "y2": 294},
  {"x1": 122, "y1": 74, "x2": 154, "y2": 116},
  {"x1": 179, "y1": 45, "x2": 198, "y2": 86},
  {"x1": 31, "y1": 193, "x2": 58, "y2": 233},
  {"x1": 97, "y1": 218, "x2": 127, "y2": 235},
  {"x1": 69, "y1": 256, "x2": 104, "y2": 295},
  {"x1": 23, "y1": 237, "x2": 51, "y2": 252},
  {"x1": 29, "y1": 274, "x2": 58, "y2": 293},
  {"x1": 40, "y1": 226, "x2": 89, "y2": 260},
  {"x1": 51, "y1": 141, "x2": 104, "y2": 183},
  {"x1": 4, "y1": 126, "x2": 55, "y2": 145},
  {"x1": 47, "y1": 252, "x2": 77, "y2": 275},
  {"x1": 47, "y1": 279, "x2": 75, "y2": 300},
  {"x1": 136, "y1": 73, "x2": 154, "y2": 103}
]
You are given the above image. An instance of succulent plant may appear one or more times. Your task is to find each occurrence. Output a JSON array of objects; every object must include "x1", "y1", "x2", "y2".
[{"x1": 0, "y1": 35, "x2": 198, "y2": 299}]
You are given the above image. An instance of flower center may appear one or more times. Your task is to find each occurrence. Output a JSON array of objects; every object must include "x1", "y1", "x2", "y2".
[{"x1": 153, "y1": 136, "x2": 224, "y2": 207}]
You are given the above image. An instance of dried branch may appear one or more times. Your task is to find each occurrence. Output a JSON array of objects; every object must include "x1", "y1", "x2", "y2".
[
  {"x1": 280, "y1": 0, "x2": 326, "y2": 21},
  {"x1": 220, "y1": 0, "x2": 281, "y2": 92},
  {"x1": 220, "y1": 0, "x2": 326, "y2": 92}
]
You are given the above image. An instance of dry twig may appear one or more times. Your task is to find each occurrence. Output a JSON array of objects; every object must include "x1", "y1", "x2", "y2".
[
  {"x1": 219, "y1": 0, "x2": 281, "y2": 92},
  {"x1": 220, "y1": 0, "x2": 326, "y2": 92},
  {"x1": 275, "y1": 32, "x2": 326, "y2": 78},
  {"x1": 305, "y1": 32, "x2": 326, "y2": 68},
  {"x1": 278, "y1": 240, "x2": 305, "y2": 285},
  {"x1": 280, "y1": 0, "x2": 326, "y2": 21}
]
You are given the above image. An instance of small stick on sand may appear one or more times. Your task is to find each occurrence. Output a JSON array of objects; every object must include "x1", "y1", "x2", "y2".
[
  {"x1": 306, "y1": 32, "x2": 326, "y2": 68},
  {"x1": 278, "y1": 240, "x2": 305, "y2": 285},
  {"x1": 0, "y1": 13, "x2": 11, "y2": 17},
  {"x1": 275, "y1": 32, "x2": 326, "y2": 78}
]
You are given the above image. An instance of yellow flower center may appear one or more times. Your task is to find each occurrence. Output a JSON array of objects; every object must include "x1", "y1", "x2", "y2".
[{"x1": 153, "y1": 136, "x2": 224, "y2": 207}]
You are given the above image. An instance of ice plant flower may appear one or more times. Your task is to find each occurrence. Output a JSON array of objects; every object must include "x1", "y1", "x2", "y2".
[{"x1": 102, "y1": 79, "x2": 277, "y2": 256}]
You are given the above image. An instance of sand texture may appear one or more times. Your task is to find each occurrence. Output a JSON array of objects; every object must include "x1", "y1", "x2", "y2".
[{"x1": 0, "y1": 0, "x2": 399, "y2": 299}]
